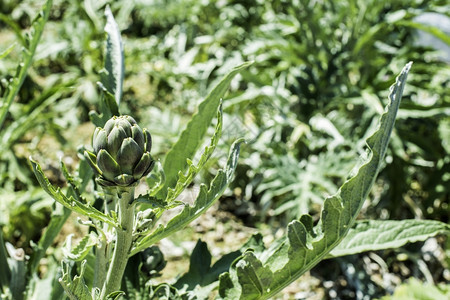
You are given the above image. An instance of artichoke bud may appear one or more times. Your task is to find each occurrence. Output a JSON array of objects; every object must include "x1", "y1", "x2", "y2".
[
  {"x1": 131, "y1": 125, "x2": 145, "y2": 149},
  {"x1": 93, "y1": 128, "x2": 108, "y2": 153},
  {"x1": 140, "y1": 246, "x2": 166, "y2": 277},
  {"x1": 84, "y1": 115, "x2": 155, "y2": 187},
  {"x1": 144, "y1": 129, "x2": 152, "y2": 153}
]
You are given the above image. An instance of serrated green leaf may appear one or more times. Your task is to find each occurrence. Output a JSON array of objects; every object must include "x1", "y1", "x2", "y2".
[
  {"x1": 235, "y1": 252, "x2": 273, "y2": 298},
  {"x1": 218, "y1": 62, "x2": 413, "y2": 299},
  {"x1": 63, "y1": 232, "x2": 98, "y2": 261},
  {"x1": 164, "y1": 103, "x2": 223, "y2": 205},
  {"x1": 60, "y1": 261, "x2": 92, "y2": 300},
  {"x1": 328, "y1": 219, "x2": 450, "y2": 258},
  {"x1": 130, "y1": 139, "x2": 244, "y2": 256},
  {"x1": 60, "y1": 160, "x2": 84, "y2": 202},
  {"x1": 1, "y1": 89, "x2": 64, "y2": 149},
  {"x1": 29, "y1": 158, "x2": 118, "y2": 228},
  {"x1": 145, "y1": 161, "x2": 166, "y2": 197},
  {"x1": 101, "y1": 5, "x2": 124, "y2": 107},
  {"x1": 29, "y1": 154, "x2": 93, "y2": 274},
  {"x1": 159, "y1": 61, "x2": 252, "y2": 199}
]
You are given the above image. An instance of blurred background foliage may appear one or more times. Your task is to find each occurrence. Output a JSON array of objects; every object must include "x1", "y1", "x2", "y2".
[{"x1": 0, "y1": 0, "x2": 449, "y2": 298}]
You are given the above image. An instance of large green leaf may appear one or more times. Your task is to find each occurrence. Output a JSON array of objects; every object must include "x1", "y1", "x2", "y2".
[
  {"x1": 218, "y1": 62, "x2": 413, "y2": 299},
  {"x1": 29, "y1": 157, "x2": 93, "y2": 273},
  {"x1": 101, "y1": 5, "x2": 124, "y2": 107},
  {"x1": 164, "y1": 103, "x2": 223, "y2": 205},
  {"x1": 174, "y1": 240, "x2": 241, "y2": 292},
  {"x1": 159, "y1": 61, "x2": 252, "y2": 198},
  {"x1": 134, "y1": 104, "x2": 224, "y2": 235},
  {"x1": 130, "y1": 139, "x2": 244, "y2": 256},
  {"x1": 329, "y1": 219, "x2": 450, "y2": 258},
  {"x1": 90, "y1": 7, "x2": 123, "y2": 126}
]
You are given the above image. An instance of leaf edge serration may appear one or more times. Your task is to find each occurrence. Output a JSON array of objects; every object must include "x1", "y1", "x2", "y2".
[{"x1": 218, "y1": 62, "x2": 413, "y2": 300}]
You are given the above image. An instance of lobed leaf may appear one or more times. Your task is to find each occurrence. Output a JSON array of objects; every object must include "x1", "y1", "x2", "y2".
[
  {"x1": 218, "y1": 62, "x2": 413, "y2": 299},
  {"x1": 63, "y1": 232, "x2": 99, "y2": 262},
  {"x1": 328, "y1": 219, "x2": 450, "y2": 258},
  {"x1": 29, "y1": 158, "x2": 118, "y2": 228},
  {"x1": 159, "y1": 61, "x2": 252, "y2": 199},
  {"x1": 130, "y1": 139, "x2": 244, "y2": 256},
  {"x1": 59, "y1": 261, "x2": 92, "y2": 300},
  {"x1": 29, "y1": 154, "x2": 94, "y2": 273}
]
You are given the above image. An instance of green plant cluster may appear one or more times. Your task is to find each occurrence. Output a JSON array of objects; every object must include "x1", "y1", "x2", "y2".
[{"x1": 0, "y1": 0, "x2": 449, "y2": 299}]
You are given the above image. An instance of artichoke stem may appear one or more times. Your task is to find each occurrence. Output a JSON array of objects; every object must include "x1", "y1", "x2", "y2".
[
  {"x1": 93, "y1": 239, "x2": 108, "y2": 293},
  {"x1": 94, "y1": 187, "x2": 116, "y2": 291},
  {"x1": 100, "y1": 187, "x2": 135, "y2": 299}
]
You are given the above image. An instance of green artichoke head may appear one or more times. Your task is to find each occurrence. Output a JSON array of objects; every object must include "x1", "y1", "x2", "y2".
[{"x1": 84, "y1": 115, "x2": 154, "y2": 187}]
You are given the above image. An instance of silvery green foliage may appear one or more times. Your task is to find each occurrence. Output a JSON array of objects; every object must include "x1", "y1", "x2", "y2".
[
  {"x1": 217, "y1": 62, "x2": 415, "y2": 299},
  {"x1": 20, "y1": 5, "x2": 450, "y2": 299},
  {"x1": 29, "y1": 24, "x2": 251, "y2": 297},
  {"x1": 328, "y1": 219, "x2": 450, "y2": 258}
]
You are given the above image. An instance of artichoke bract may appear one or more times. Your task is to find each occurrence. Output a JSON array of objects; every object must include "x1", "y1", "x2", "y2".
[{"x1": 84, "y1": 115, "x2": 154, "y2": 187}]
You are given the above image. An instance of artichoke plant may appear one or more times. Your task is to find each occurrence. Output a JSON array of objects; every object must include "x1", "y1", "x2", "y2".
[{"x1": 84, "y1": 115, "x2": 154, "y2": 187}]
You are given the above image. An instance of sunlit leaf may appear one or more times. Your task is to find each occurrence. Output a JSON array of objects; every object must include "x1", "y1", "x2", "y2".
[
  {"x1": 63, "y1": 232, "x2": 99, "y2": 262},
  {"x1": 218, "y1": 62, "x2": 413, "y2": 299},
  {"x1": 159, "y1": 61, "x2": 252, "y2": 198},
  {"x1": 60, "y1": 261, "x2": 92, "y2": 300},
  {"x1": 102, "y1": 5, "x2": 124, "y2": 107},
  {"x1": 328, "y1": 219, "x2": 450, "y2": 258},
  {"x1": 130, "y1": 139, "x2": 244, "y2": 256}
]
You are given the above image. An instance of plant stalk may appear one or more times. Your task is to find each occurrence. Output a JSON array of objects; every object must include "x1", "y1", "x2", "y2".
[
  {"x1": 100, "y1": 187, "x2": 135, "y2": 299},
  {"x1": 93, "y1": 189, "x2": 116, "y2": 292},
  {"x1": 93, "y1": 238, "x2": 108, "y2": 294}
]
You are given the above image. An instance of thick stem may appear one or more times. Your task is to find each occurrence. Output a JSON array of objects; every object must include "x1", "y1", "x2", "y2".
[
  {"x1": 100, "y1": 187, "x2": 135, "y2": 299},
  {"x1": 93, "y1": 239, "x2": 108, "y2": 293},
  {"x1": 94, "y1": 188, "x2": 116, "y2": 292}
]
